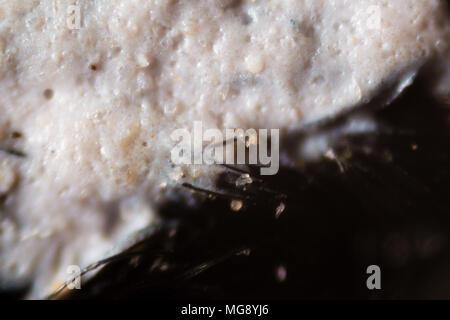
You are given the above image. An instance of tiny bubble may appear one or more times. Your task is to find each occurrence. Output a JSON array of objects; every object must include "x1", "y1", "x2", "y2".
[
  {"x1": 43, "y1": 89, "x2": 54, "y2": 100},
  {"x1": 276, "y1": 265, "x2": 287, "y2": 282},
  {"x1": 230, "y1": 199, "x2": 243, "y2": 212}
]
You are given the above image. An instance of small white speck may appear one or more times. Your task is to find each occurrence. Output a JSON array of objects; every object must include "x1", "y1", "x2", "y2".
[{"x1": 275, "y1": 202, "x2": 285, "y2": 219}]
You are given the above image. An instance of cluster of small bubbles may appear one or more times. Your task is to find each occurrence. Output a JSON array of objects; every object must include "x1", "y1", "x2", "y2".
[
  {"x1": 150, "y1": 257, "x2": 170, "y2": 272},
  {"x1": 235, "y1": 173, "x2": 253, "y2": 187},
  {"x1": 237, "y1": 248, "x2": 252, "y2": 256}
]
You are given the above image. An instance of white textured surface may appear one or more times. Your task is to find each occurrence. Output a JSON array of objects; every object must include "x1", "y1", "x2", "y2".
[{"x1": 0, "y1": 0, "x2": 448, "y2": 297}]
